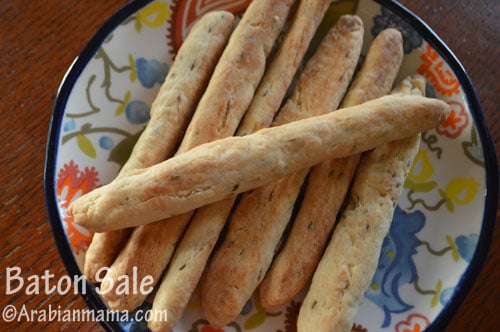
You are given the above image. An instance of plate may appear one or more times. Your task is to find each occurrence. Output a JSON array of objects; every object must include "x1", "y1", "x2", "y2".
[{"x1": 44, "y1": 0, "x2": 498, "y2": 331}]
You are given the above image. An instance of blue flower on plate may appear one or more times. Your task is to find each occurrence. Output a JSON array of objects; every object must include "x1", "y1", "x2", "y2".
[
  {"x1": 455, "y1": 233, "x2": 479, "y2": 263},
  {"x1": 371, "y1": 7, "x2": 423, "y2": 54},
  {"x1": 63, "y1": 119, "x2": 76, "y2": 132},
  {"x1": 135, "y1": 57, "x2": 168, "y2": 88},
  {"x1": 125, "y1": 100, "x2": 150, "y2": 124},
  {"x1": 99, "y1": 136, "x2": 114, "y2": 150},
  {"x1": 365, "y1": 206, "x2": 426, "y2": 328}
]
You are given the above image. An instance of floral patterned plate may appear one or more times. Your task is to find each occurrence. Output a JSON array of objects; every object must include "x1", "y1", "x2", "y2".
[{"x1": 44, "y1": 0, "x2": 498, "y2": 331}]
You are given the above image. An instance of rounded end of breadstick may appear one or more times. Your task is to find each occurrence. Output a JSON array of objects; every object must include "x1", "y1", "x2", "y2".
[
  {"x1": 258, "y1": 263, "x2": 296, "y2": 310},
  {"x1": 200, "y1": 275, "x2": 243, "y2": 327},
  {"x1": 337, "y1": 14, "x2": 363, "y2": 33},
  {"x1": 378, "y1": 26, "x2": 403, "y2": 41},
  {"x1": 259, "y1": 283, "x2": 286, "y2": 310},
  {"x1": 68, "y1": 185, "x2": 110, "y2": 232},
  {"x1": 68, "y1": 198, "x2": 91, "y2": 230},
  {"x1": 202, "y1": 290, "x2": 241, "y2": 327},
  {"x1": 426, "y1": 97, "x2": 451, "y2": 127},
  {"x1": 148, "y1": 313, "x2": 174, "y2": 332}
]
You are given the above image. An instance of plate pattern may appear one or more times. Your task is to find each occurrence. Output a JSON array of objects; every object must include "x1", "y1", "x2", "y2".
[{"x1": 52, "y1": 0, "x2": 488, "y2": 331}]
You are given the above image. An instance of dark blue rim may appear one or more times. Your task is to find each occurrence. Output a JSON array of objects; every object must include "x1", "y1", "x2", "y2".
[
  {"x1": 43, "y1": 0, "x2": 498, "y2": 331},
  {"x1": 43, "y1": 1, "x2": 154, "y2": 331}
]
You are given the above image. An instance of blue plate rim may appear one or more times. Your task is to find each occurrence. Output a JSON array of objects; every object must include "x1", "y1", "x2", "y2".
[
  {"x1": 43, "y1": 1, "x2": 155, "y2": 331},
  {"x1": 43, "y1": 0, "x2": 498, "y2": 331}
]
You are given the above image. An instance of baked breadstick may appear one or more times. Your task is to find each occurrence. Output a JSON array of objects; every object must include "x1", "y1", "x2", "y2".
[
  {"x1": 340, "y1": 28, "x2": 406, "y2": 106},
  {"x1": 84, "y1": 231, "x2": 131, "y2": 283},
  {"x1": 148, "y1": 13, "x2": 359, "y2": 331},
  {"x1": 70, "y1": 94, "x2": 449, "y2": 233},
  {"x1": 83, "y1": 10, "x2": 235, "y2": 282},
  {"x1": 98, "y1": 0, "x2": 295, "y2": 311},
  {"x1": 177, "y1": 0, "x2": 295, "y2": 151},
  {"x1": 259, "y1": 28, "x2": 404, "y2": 309},
  {"x1": 237, "y1": 0, "x2": 331, "y2": 135},
  {"x1": 199, "y1": 15, "x2": 365, "y2": 327},
  {"x1": 297, "y1": 75, "x2": 426, "y2": 332}
]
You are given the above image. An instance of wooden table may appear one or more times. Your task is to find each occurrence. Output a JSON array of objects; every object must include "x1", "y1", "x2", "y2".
[{"x1": 1, "y1": 0, "x2": 497, "y2": 331}]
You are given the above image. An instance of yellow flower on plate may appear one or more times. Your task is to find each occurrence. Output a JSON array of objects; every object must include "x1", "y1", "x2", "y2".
[
  {"x1": 405, "y1": 149, "x2": 437, "y2": 192},
  {"x1": 135, "y1": 2, "x2": 172, "y2": 32},
  {"x1": 445, "y1": 177, "x2": 480, "y2": 205},
  {"x1": 438, "y1": 177, "x2": 480, "y2": 212}
]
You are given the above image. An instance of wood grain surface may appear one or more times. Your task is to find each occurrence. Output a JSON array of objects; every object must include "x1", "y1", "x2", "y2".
[{"x1": 0, "y1": 0, "x2": 497, "y2": 331}]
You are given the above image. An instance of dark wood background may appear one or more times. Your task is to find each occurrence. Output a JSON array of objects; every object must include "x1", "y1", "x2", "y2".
[{"x1": 1, "y1": 0, "x2": 498, "y2": 330}]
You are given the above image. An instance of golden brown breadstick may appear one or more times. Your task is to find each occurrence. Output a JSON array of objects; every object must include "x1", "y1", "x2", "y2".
[
  {"x1": 297, "y1": 75, "x2": 426, "y2": 332},
  {"x1": 83, "y1": 10, "x2": 236, "y2": 282},
  {"x1": 259, "y1": 28, "x2": 404, "y2": 309},
  {"x1": 70, "y1": 94, "x2": 449, "y2": 233},
  {"x1": 177, "y1": 0, "x2": 296, "y2": 151},
  {"x1": 148, "y1": 12, "x2": 358, "y2": 331},
  {"x1": 340, "y1": 28, "x2": 405, "y2": 106},
  {"x1": 237, "y1": 0, "x2": 332, "y2": 135},
  {"x1": 97, "y1": 0, "x2": 296, "y2": 311},
  {"x1": 84, "y1": 231, "x2": 131, "y2": 283}
]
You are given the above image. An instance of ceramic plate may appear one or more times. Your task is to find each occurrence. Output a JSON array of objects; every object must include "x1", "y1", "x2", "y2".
[{"x1": 44, "y1": 0, "x2": 498, "y2": 331}]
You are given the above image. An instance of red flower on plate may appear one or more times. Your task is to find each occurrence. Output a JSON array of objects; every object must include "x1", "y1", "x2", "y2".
[
  {"x1": 417, "y1": 44, "x2": 460, "y2": 97},
  {"x1": 395, "y1": 313, "x2": 430, "y2": 332},
  {"x1": 436, "y1": 101, "x2": 469, "y2": 139},
  {"x1": 200, "y1": 326, "x2": 225, "y2": 332},
  {"x1": 56, "y1": 160, "x2": 100, "y2": 254}
]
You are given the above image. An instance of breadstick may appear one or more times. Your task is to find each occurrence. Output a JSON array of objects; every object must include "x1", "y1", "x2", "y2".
[
  {"x1": 340, "y1": 28, "x2": 405, "y2": 106},
  {"x1": 176, "y1": 0, "x2": 296, "y2": 151},
  {"x1": 259, "y1": 28, "x2": 404, "y2": 309},
  {"x1": 83, "y1": 10, "x2": 236, "y2": 282},
  {"x1": 297, "y1": 75, "x2": 426, "y2": 332},
  {"x1": 148, "y1": 13, "x2": 360, "y2": 331},
  {"x1": 70, "y1": 94, "x2": 449, "y2": 233},
  {"x1": 98, "y1": 0, "x2": 296, "y2": 311},
  {"x1": 84, "y1": 231, "x2": 131, "y2": 283},
  {"x1": 237, "y1": 0, "x2": 332, "y2": 135}
]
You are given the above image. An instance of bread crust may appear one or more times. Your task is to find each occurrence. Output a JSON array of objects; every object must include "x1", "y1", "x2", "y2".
[
  {"x1": 70, "y1": 94, "x2": 449, "y2": 233},
  {"x1": 259, "y1": 28, "x2": 404, "y2": 309}
]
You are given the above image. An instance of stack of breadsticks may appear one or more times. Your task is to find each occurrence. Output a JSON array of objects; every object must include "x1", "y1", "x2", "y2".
[{"x1": 69, "y1": 1, "x2": 449, "y2": 331}]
